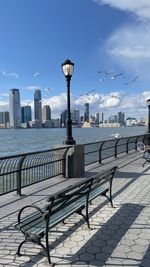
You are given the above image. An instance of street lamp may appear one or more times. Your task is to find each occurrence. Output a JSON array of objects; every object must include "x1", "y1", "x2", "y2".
[
  {"x1": 61, "y1": 59, "x2": 76, "y2": 145},
  {"x1": 147, "y1": 99, "x2": 150, "y2": 133}
]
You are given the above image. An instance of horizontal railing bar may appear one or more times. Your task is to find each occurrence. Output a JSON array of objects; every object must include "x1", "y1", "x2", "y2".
[{"x1": 0, "y1": 145, "x2": 72, "y2": 160}]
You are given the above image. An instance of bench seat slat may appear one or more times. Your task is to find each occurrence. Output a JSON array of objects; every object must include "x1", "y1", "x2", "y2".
[
  {"x1": 15, "y1": 211, "x2": 43, "y2": 231},
  {"x1": 16, "y1": 195, "x2": 87, "y2": 237},
  {"x1": 89, "y1": 185, "x2": 109, "y2": 201}
]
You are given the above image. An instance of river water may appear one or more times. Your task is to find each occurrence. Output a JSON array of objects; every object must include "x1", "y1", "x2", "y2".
[{"x1": 0, "y1": 126, "x2": 147, "y2": 157}]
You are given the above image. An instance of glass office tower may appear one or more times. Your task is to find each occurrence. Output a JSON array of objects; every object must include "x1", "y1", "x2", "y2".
[{"x1": 9, "y1": 89, "x2": 21, "y2": 128}]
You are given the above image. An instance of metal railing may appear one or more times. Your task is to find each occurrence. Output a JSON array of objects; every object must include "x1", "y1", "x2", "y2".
[
  {"x1": 0, "y1": 146, "x2": 70, "y2": 196},
  {"x1": 0, "y1": 133, "x2": 149, "y2": 196},
  {"x1": 84, "y1": 134, "x2": 148, "y2": 166}
]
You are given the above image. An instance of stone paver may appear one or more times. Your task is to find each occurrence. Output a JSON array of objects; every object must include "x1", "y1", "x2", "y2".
[{"x1": 0, "y1": 152, "x2": 150, "y2": 266}]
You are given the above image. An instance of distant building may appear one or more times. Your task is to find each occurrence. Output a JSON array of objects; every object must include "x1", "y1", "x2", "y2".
[
  {"x1": 99, "y1": 122, "x2": 120, "y2": 127},
  {"x1": 118, "y1": 112, "x2": 125, "y2": 126},
  {"x1": 0, "y1": 112, "x2": 3, "y2": 124},
  {"x1": 34, "y1": 89, "x2": 42, "y2": 127},
  {"x1": 52, "y1": 119, "x2": 60, "y2": 128},
  {"x1": 21, "y1": 106, "x2": 32, "y2": 124},
  {"x1": 42, "y1": 105, "x2": 51, "y2": 121},
  {"x1": 84, "y1": 103, "x2": 89, "y2": 122},
  {"x1": 60, "y1": 110, "x2": 67, "y2": 127},
  {"x1": 3, "y1": 111, "x2": 10, "y2": 128},
  {"x1": 71, "y1": 109, "x2": 80, "y2": 123},
  {"x1": 108, "y1": 114, "x2": 118, "y2": 124},
  {"x1": 126, "y1": 117, "x2": 137, "y2": 126},
  {"x1": 95, "y1": 112, "x2": 104, "y2": 124},
  {"x1": 9, "y1": 89, "x2": 21, "y2": 128}
]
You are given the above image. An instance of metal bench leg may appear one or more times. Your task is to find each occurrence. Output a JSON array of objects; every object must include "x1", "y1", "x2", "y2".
[
  {"x1": 45, "y1": 233, "x2": 51, "y2": 265},
  {"x1": 17, "y1": 238, "x2": 27, "y2": 256},
  {"x1": 143, "y1": 160, "x2": 147, "y2": 167},
  {"x1": 77, "y1": 207, "x2": 90, "y2": 229},
  {"x1": 102, "y1": 191, "x2": 114, "y2": 208}
]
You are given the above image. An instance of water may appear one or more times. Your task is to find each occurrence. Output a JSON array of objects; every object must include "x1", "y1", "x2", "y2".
[{"x1": 0, "y1": 126, "x2": 147, "y2": 157}]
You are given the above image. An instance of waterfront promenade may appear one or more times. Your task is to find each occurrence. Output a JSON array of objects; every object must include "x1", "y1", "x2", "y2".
[{"x1": 0, "y1": 150, "x2": 150, "y2": 266}]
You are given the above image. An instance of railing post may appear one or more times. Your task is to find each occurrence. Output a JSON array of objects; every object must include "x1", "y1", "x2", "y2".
[
  {"x1": 135, "y1": 136, "x2": 139, "y2": 150},
  {"x1": 99, "y1": 142, "x2": 104, "y2": 164},
  {"x1": 62, "y1": 147, "x2": 70, "y2": 177},
  {"x1": 126, "y1": 138, "x2": 130, "y2": 154},
  {"x1": 115, "y1": 139, "x2": 120, "y2": 158},
  {"x1": 16, "y1": 155, "x2": 26, "y2": 196}
]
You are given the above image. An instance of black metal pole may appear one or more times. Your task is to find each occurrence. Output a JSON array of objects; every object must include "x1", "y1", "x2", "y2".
[
  {"x1": 148, "y1": 104, "x2": 150, "y2": 134},
  {"x1": 63, "y1": 75, "x2": 76, "y2": 145}
]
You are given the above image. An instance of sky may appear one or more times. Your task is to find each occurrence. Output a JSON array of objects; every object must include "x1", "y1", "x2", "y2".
[{"x1": 0, "y1": 0, "x2": 150, "y2": 120}]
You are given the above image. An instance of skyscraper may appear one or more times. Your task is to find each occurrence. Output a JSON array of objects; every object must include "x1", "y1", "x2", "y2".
[
  {"x1": 61, "y1": 110, "x2": 67, "y2": 127},
  {"x1": 3, "y1": 111, "x2": 10, "y2": 128},
  {"x1": 21, "y1": 106, "x2": 32, "y2": 124},
  {"x1": 71, "y1": 109, "x2": 80, "y2": 123},
  {"x1": 118, "y1": 112, "x2": 125, "y2": 126},
  {"x1": 84, "y1": 103, "x2": 89, "y2": 122},
  {"x1": 95, "y1": 112, "x2": 104, "y2": 124},
  {"x1": 42, "y1": 105, "x2": 51, "y2": 121},
  {"x1": 9, "y1": 89, "x2": 21, "y2": 128},
  {"x1": 34, "y1": 89, "x2": 42, "y2": 127}
]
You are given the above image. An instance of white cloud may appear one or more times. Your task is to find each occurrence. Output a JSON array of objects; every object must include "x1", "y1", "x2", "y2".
[
  {"x1": 41, "y1": 93, "x2": 67, "y2": 117},
  {"x1": 1, "y1": 70, "x2": 19, "y2": 79},
  {"x1": 106, "y1": 24, "x2": 150, "y2": 59},
  {"x1": 0, "y1": 93, "x2": 9, "y2": 97},
  {"x1": 23, "y1": 86, "x2": 41, "y2": 91},
  {"x1": 94, "y1": 0, "x2": 150, "y2": 21},
  {"x1": 94, "y1": 1, "x2": 150, "y2": 77},
  {"x1": 1, "y1": 91, "x2": 150, "y2": 119}
]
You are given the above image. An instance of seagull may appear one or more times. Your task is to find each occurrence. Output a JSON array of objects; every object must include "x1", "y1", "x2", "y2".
[
  {"x1": 125, "y1": 75, "x2": 139, "y2": 86},
  {"x1": 79, "y1": 89, "x2": 96, "y2": 97},
  {"x1": 110, "y1": 94, "x2": 120, "y2": 99},
  {"x1": 111, "y1": 73, "x2": 123, "y2": 80},
  {"x1": 34, "y1": 72, "x2": 40, "y2": 77},
  {"x1": 44, "y1": 88, "x2": 53, "y2": 95},
  {"x1": 98, "y1": 70, "x2": 114, "y2": 76}
]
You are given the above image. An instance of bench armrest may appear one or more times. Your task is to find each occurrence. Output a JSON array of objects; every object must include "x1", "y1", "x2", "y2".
[{"x1": 17, "y1": 205, "x2": 44, "y2": 224}]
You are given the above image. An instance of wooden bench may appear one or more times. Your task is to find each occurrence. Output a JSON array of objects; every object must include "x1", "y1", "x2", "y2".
[{"x1": 15, "y1": 166, "x2": 117, "y2": 265}]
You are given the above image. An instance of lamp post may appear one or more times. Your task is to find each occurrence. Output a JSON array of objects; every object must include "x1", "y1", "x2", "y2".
[
  {"x1": 147, "y1": 99, "x2": 150, "y2": 133},
  {"x1": 61, "y1": 59, "x2": 76, "y2": 145},
  {"x1": 146, "y1": 99, "x2": 150, "y2": 146}
]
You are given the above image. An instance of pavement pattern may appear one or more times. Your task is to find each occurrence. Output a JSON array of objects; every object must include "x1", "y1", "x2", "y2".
[{"x1": 0, "y1": 151, "x2": 150, "y2": 267}]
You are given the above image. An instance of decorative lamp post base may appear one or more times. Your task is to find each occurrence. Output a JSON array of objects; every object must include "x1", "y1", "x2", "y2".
[{"x1": 63, "y1": 138, "x2": 76, "y2": 145}]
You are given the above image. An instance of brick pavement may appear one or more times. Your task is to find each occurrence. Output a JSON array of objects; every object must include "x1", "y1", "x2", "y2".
[{"x1": 0, "y1": 152, "x2": 150, "y2": 266}]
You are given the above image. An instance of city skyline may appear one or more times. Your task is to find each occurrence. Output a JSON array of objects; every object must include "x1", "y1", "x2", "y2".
[
  {"x1": 0, "y1": 1, "x2": 150, "y2": 119},
  {"x1": 0, "y1": 88, "x2": 145, "y2": 129}
]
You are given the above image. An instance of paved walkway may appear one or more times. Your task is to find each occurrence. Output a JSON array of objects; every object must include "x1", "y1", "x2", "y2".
[{"x1": 0, "y1": 151, "x2": 150, "y2": 267}]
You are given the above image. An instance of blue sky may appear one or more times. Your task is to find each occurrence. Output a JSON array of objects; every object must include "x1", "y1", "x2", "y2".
[{"x1": 0, "y1": 0, "x2": 150, "y2": 119}]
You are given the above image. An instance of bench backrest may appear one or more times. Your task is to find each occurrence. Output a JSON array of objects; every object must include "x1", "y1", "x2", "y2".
[
  {"x1": 91, "y1": 166, "x2": 117, "y2": 189},
  {"x1": 44, "y1": 178, "x2": 93, "y2": 221}
]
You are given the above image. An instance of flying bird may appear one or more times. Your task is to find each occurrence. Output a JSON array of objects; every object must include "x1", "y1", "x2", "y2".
[
  {"x1": 131, "y1": 75, "x2": 139, "y2": 83},
  {"x1": 110, "y1": 94, "x2": 120, "y2": 99},
  {"x1": 125, "y1": 75, "x2": 140, "y2": 86},
  {"x1": 44, "y1": 88, "x2": 53, "y2": 95},
  {"x1": 79, "y1": 89, "x2": 96, "y2": 97},
  {"x1": 111, "y1": 73, "x2": 123, "y2": 80},
  {"x1": 34, "y1": 72, "x2": 40, "y2": 77},
  {"x1": 98, "y1": 70, "x2": 114, "y2": 76}
]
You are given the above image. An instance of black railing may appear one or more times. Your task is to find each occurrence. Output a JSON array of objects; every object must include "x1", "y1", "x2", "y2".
[
  {"x1": 0, "y1": 146, "x2": 70, "y2": 196},
  {"x1": 84, "y1": 134, "x2": 148, "y2": 166},
  {"x1": 0, "y1": 133, "x2": 149, "y2": 196}
]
